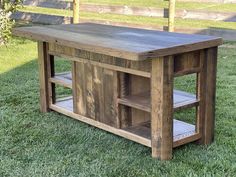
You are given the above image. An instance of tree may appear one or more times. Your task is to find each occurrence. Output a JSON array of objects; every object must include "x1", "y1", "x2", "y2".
[{"x1": 0, "y1": 0, "x2": 22, "y2": 44}]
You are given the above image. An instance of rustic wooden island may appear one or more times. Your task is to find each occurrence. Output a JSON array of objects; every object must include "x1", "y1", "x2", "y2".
[{"x1": 13, "y1": 23, "x2": 222, "y2": 160}]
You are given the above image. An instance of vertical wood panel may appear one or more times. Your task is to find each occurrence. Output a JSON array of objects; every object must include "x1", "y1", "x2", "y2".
[
  {"x1": 93, "y1": 65, "x2": 105, "y2": 121},
  {"x1": 151, "y1": 56, "x2": 174, "y2": 160},
  {"x1": 102, "y1": 69, "x2": 119, "y2": 128},
  {"x1": 75, "y1": 62, "x2": 87, "y2": 116},
  {"x1": 85, "y1": 63, "x2": 95, "y2": 119}
]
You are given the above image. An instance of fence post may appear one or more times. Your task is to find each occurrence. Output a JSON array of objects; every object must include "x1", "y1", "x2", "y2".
[
  {"x1": 168, "y1": 0, "x2": 176, "y2": 32},
  {"x1": 73, "y1": 0, "x2": 80, "y2": 23}
]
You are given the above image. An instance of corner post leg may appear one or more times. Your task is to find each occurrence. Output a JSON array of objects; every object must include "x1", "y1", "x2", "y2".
[
  {"x1": 198, "y1": 47, "x2": 218, "y2": 144},
  {"x1": 38, "y1": 42, "x2": 54, "y2": 112},
  {"x1": 151, "y1": 56, "x2": 174, "y2": 160}
]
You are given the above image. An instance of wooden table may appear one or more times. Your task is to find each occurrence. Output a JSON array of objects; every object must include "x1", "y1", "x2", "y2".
[{"x1": 13, "y1": 23, "x2": 222, "y2": 160}]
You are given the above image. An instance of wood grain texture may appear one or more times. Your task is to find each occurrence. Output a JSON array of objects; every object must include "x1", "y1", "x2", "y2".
[
  {"x1": 72, "y1": 61, "x2": 78, "y2": 113},
  {"x1": 50, "y1": 72, "x2": 72, "y2": 89},
  {"x1": 168, "y1": 0, "x2": 176, "y2": 32},
  {"x1": 38, "y1": 42, "x2": 50, "y2": 112},
  {"x1": 73, "y1": 0, "x2": 80, "y2": 24},
  {"x1": 93, "y1": 65, "x2": 105, "y2": 121},
  {"x1": 85, "y1": 62, "x2": 95, "y2": 119},
  {"x1": 74, "y1": 59, "x2": 119, "y2": 127},
  {"x1": 74, "y1": 61, "x2": 87, "y2": 116},
  {"x1": 151, "y1": 56, "x2": 174, "y2": 160},
  {"x1": 130, "y1": 75, "x2": 150, "y2": 126},
  {"x1": 118, "y1": 90, "x2": 198, "y2": 112},
  {"x1": 174, "y1": 50, "x2": 201, "y2": 76},
  {"x1": 118, "y1": 73, "x2": 132, "y2": 128},
  {"x1": 52, "y1": 97, "x2": 201, "y2": 148},
  {"x1": 103, "y1": 69, "x2": 119, "y2": 128},
  {"x1": 50, "y1": 102, "x2": 152, "y2": 147},
  {"x1": 196, "y1": 50, "x2": 206, "y2": 135},
  {"x1": 13, "y1": 23, "x2": 222, "y2": 60},
  {"x1": 49, "y1": 49, "x2": 151, "y2": 77},
  {"x1": 198, "y1": 47, "x2": 218, "y2": 144},
  {"x1": 48, "y1": 44, "x2": 211, "y2": 78},
  {"x1": 47, "y1": 54, "x2": 56, "y2": 106}
]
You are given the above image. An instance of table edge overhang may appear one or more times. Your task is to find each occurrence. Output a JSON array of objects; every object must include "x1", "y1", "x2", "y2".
[{"x1": 13, "y1": 27, "x2": 223, "y2": 61}]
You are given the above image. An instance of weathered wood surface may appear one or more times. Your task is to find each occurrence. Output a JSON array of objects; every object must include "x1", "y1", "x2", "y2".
[
  {"x1": 38, "y1": 42, "x2": 50, "y2": 112},
  {"x1": 73, "y1": 0, "x2": 80, "y2": 23},
  {"x1": 47, "y1": 55, "x2": 56, "y2": 105},
  {"x1": 53, "y1": 97, "x2": 201, "y2": 148},
  {"x1": 168, "y1": 0, "x2": 176, "y2": 32},
  {"x1": 48, "y1": 43, "x2": 205, "y2": 78},
  {"x1": 13, "y1": 23, "x2": 222, "y2": 60},
  {"x1": 151, "y1": 56, "x2": 174, "y2": 160},
  {"x1": 50, "y1": 72, "x2": 72, "y2": 88},
  {"x1": 48, "y1": 43, "x2": 151, "y2": 75},
  {"x1": 198, "y1": 47, "x2": 218, "y2": 144},
  {"x1": 118, "y1": 90, "x2": 198, "y2": 112},
  {"x1": 29, "y1": 21, "x2": 219, "y2": 160},
  {"x1": 74, "y1": 61, "x2": 119, "y2": 127}
]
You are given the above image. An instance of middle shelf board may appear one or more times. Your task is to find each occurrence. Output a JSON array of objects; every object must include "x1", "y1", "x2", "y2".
[
  {"x1": 50, "y1": 72, "x2": 198, "y2": 111},
  {"x1": 50, "y1": 72, "x2": 72, "y2": 89},
  {"x1": 118, "y1": 90, "x2": 199, "y2": 112}
]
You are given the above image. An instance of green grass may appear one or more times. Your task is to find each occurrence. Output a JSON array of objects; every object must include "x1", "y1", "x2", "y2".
[
  {"x1": 82, "y1": 0, "x2": 236, "y2": 12},
  {"x1": 20, "y1": 6, "x2": 236, "y2": 30},
  {"x1": 0, "y1": 36, "x2": 236, "y2": 176}
]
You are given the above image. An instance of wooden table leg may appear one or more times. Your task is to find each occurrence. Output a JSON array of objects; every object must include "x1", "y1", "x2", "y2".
[
  {"x1": 197, "y1": 47, "x2": 218, "y2": 144},
  {"x1": 38, "y1": 41, "x2": 52, "y2": 112},
  {"x1": 151, "y1": 56, "x2": 174, "y2": 160}
]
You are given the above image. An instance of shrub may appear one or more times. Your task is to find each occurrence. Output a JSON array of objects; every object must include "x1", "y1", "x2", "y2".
[{"x1": 0, "y1": 0, "x2": 22, "y2": 44}]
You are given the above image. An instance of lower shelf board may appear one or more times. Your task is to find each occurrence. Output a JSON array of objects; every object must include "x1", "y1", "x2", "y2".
[
  {"x1": 56, "y1": 97, "x2": 73, "y2": 112},
  {"x1": 51, "y1": 98, "x2": 201, "y2": 148},
  {"x1": 123, "y1": 120, "x2": 198, "y2": 143}
]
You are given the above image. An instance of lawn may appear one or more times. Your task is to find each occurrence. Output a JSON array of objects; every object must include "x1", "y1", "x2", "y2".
[
  {"x1": 20, "y1": 6, "x2": 236, "y2": 31},
  {"x1": 80, "y1": 0, "x2": 236, "y2": 13},
  {"x1": 0, "y1": 36, "x2": 236, "y2": 176}
]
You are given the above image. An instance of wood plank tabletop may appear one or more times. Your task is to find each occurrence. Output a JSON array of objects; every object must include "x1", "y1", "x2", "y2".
[{"x1": 13, "y1": 23, "x2": 222, "y2": 60}]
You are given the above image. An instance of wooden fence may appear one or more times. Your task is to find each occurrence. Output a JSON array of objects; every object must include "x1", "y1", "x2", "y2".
[{"x1": 12, "y1": 0, "x2": 236, "y2": 40}]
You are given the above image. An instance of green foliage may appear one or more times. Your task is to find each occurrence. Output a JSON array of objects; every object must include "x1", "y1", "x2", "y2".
[{"x1": 0, "y1": 0, "x2": 22, "y2": 44}]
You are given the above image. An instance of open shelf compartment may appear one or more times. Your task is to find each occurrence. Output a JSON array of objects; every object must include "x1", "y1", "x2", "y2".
[
  {"x1": 49, "y1": 70, "x2": 200, "y2": 148},
  {"x1": 118, "y1": 90, "x2": 199, "y2": 112},
  {"x1": 49, "y1": 72, "x2": 198, "y2": 112},
  {"x1": 50, "y1": 97, "x2": 201, "y2": 148},
  {"x1": 122, "y1": 120, "x2": 200, "y2": 147}
]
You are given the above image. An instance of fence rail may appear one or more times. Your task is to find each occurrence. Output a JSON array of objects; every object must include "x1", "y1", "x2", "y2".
[
  {"x1": 22, "y1": 1, "x2": 236, "y2": 22},
  {"x1": 12, "y1": 0, "x2": 236, "y2": 40},
  {"x1": 23, "y1": 0, "x2": 236, "y2": 5}
]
